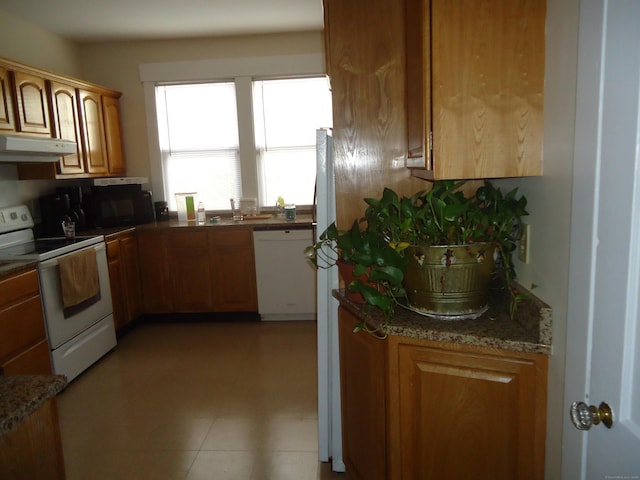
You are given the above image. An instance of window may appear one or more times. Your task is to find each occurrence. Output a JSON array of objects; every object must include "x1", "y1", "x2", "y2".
[
  {"x1": 156, "y1": 83, "x2": 241, "y2": 211},
  {"x1": 154, "y1": 76, "x2": 331, "y2": 212},
  {"x1": 253, "y1": 78, "x2": 332, "y2": 207}
]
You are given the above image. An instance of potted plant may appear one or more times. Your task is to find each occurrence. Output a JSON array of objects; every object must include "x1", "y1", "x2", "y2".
[
  {"x1": 363, "y1": 180, "x2": 528, "y2": 319},
  {"x1": 305, "y1": 219, "x2": 407, "y2": 318}
]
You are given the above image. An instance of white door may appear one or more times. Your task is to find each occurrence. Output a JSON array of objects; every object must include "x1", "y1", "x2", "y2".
[{"x1": 563, "y1": 0, "x2": 640, "y2": 477}]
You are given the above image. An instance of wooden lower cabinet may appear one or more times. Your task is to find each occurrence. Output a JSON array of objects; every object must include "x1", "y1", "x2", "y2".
[
  {"x1": 106, "y1": 232, "x2": 142, "y2": 331},
  {"x1": 137, "y1": 230, "x2": 173, "y2": 314},
  {"x1": 339, "y1": 308, "x2": 387, "y2": 480},
  {"x1": 0, "y1": 398, "x2": 66, "y2": 480},
  {"x1": 0, "y1": 268, "x2": 52, "y2": 375},
  {"x1": 211, "y1": 229, "x2": 258, "y2": 312},
  {"x1": 169, "y1": 230, "x2": 215, "y2": 312},
  {"x1": 137, "y1": 227, "x2": 258, "y2": 314},
  {"x1": 338, "y1": 307, "x2": 548, "y2": 480}
]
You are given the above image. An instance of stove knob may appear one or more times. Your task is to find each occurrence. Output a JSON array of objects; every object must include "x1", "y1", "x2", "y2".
[
  {"x1": 21, "y1": 213, "x2": 28, "y2": 222},
  {"x1": 10, "y1": 212, "x2": 17, "y2": 220}
]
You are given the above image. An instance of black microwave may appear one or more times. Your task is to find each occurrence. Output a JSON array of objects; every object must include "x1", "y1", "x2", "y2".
[{"x1": 84, "y1": 184, "x2": 155, "y2": 228}]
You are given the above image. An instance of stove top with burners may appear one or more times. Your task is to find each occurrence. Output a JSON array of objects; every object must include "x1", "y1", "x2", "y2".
[{"x1": 0, "y1": 204, "x2": 104, "y2": 261}]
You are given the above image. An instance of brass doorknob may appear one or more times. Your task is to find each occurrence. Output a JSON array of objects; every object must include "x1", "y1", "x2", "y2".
[{"x1": 570, "y1": 401, "x2": 613, "y2": 430}]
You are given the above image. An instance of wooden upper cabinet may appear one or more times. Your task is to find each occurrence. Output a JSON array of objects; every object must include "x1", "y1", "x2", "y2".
[
  {"x1": 0, "y1": 66, "x2": 15, "y2": 132},
  {"x1": 406, "y1": 0, "x2": 546, "y2": 180},
  {"x1": 77, "y1": 89, "x2": 109, "y2": 175},
  {"x1": 48, "y1": 81, "x2": 84, "y2": 175},
  {"x1": 11, "y1": 71, "x2": 51, "y2": 135},
  {"x1": 102, "y1": 95, "x2": 126, "y2": 175}
]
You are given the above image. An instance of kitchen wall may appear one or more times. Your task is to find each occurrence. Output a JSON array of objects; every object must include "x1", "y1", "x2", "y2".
[
  {"x1": 0, "y1": 10, "x2": 85, "y2": 211},
  {"x1": 503, "y1": 1, "x2": 580, "y2": 477},
  {"x1": 78, "y1": 32, "x2": 324, "y2": 181}
]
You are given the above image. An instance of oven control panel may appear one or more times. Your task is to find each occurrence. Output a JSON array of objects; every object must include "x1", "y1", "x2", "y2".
[{"x1": 0, "y1": 205, "x2": 34, "y2": 234}]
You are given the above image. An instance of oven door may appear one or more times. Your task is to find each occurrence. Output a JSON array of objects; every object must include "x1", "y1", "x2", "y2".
[{"x1": 38, "y1": 242, "x2": 113, "y2": 349}]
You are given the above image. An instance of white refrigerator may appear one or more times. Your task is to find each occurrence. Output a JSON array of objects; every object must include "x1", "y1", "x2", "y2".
[{"x1": 315, "y1": 128, "x2": 345, "y2": 472}]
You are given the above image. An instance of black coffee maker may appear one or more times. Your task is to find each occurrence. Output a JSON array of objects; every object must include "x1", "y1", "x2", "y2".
[
  {"x1": 39, "y1": 186, "x2": 87, "y2": 236},
  {"x1": 56, "y1": 186, "x2": 86, "y2": 231},
  {"x1": 39, "y1": 193, "x2": 71, "y2": 236}
]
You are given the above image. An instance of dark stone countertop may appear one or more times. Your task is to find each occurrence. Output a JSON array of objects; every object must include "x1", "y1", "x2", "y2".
[
  {"x1": 81, "y1": 214, "x2": 314, "y2": 237},
  {"x1": 0, "y1": 260, "x2": 38, "y2": 279},
  {"x1": 0, "y1": 375, "x2": 67, "y2": 436},
  {"x1": 334, "y1": 283, "x2": 552, "y2": 355}
]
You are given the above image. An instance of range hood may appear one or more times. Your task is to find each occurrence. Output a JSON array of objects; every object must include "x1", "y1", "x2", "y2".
[{"x1": 0, "y1": 134, "x2": 76, "y2": 162}]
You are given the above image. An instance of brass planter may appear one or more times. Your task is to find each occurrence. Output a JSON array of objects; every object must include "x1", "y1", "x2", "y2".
[{"x1": 403, "y1": 243, "x2": 495, "y2": 319}]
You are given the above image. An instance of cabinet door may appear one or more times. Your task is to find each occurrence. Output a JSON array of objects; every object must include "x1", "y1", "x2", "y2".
[
  {"x1": 408, "y1": 0, "x2": 546, "y2": 179},
  {"x1": 137, "y1": 230, "x2": 173, "y2": 313},
  {"x1": 338, "y1": 308, "x2": 387, "y2": 480},
  {"x1": 11, "y1": 71, "x2": 50, "y2": 135},
  {"x1": 211, "y1": 229, "x2": 257, "y2": 312},
  {"x1": 77, "y1": 89, "x2": 109, "y2": 175},
  {"x1": 394, "y1": 343, "x2": 547, "y2": 480},
  {"x1": 0, "y1": 66, "x2": 15, "y2": 132},
  {"x1": 169, "y1": 230, "x2": 215, "y2": 312},
  {"x1": 48, "y1": 81, "x2": 84, "y2": 175},
  {"x1": 106, "y1": 238, "x2": 126, "y2": 331},
  {"x1": 102, "y1": 95, "x2": 126, "y2": 175},
  {"x1": 120, "y1": 234, "x2": 142, "y2": 322}
]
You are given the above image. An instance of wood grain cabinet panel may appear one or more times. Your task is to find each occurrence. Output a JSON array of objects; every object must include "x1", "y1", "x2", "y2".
[
  {"x1": 137, "y1": 230, "x2": 173, "y2": 314},
  {"x1": 77, "y1": 88, "x2": 109, "y2": 175},
  {"x1": 102, "y1": 95, "x2": 126, "y2": 175},
  {"x1": 48, "y1": 81, "x2": 85, "y2": 175},
  {"x1": 0, "y1": 398, "x2": 66, "y2": 480},
  {"x1": 0, "y1": 66, "x2": 15, "y2": 132},
  {"x1": 211, "y1": 229, "x2": 258, "y2": 312},
  {"x1": 169, "y1": 230, "x2": 215, "y2": 312},
  {"x1": 338, "y1": 307, "x2": 548, "y2": 480},
  {"x1": 0, "y1": 268, "x2": 52, "y2": 375},
  {"x1": 120, "y1": 234, "x2": 142, "y2": 321},
  {"x1": 11, "y1": 70, "x2": 50, "y2": 135},
  {"x1": 339, "y1": 308, "x2": 387, "y2": 480},
  {"x1": 406, "y1": 0, "x2": 546, "y2": 179},
  {"x1": 392, "y1": 342, "x2": 547, "y2": 480},
  {"x1": 106, "y1": 233, "x2": 142, "y2": 331}
]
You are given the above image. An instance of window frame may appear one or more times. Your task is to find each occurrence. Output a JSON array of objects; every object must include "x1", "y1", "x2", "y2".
[{"x1": 140, "y1": 54, "x2": 327, "y2": 213}]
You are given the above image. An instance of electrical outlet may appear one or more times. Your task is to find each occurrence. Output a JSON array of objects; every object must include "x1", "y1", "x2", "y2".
[{"x1": 518, "y1": 223, "x2": 530, "y2": 264}]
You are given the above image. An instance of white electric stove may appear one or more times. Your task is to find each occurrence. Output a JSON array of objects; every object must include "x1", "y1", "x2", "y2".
[{"x1": 0, "y1": 204, "x2": 116, "y2": 382}]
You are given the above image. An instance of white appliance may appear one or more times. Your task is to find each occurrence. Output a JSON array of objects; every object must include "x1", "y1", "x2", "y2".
[
  {"x1": 0, "y1": 205, "x2": 116, "y2": 382},
  {"x1": 0, "y1": 134, "x2": 76, "y2": 162},
  {"x1": 253, "y1": 226, "x2": 316, "y2": 321},
  {"x1": 315, "y1": 128, "x2": 344, "y2": 472}
]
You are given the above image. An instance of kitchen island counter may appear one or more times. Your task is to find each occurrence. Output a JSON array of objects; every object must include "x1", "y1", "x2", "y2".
[
  {"x1": 334, "y1": 283, "x2": 552, "y2": 355},
  {"x1": 0, "y1": 375, "x2": 67, "y2": 436}
]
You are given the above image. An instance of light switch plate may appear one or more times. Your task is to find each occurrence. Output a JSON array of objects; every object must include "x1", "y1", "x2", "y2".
[{"x1": 518, "y1": 223, "x2": 530, "y2": 264}]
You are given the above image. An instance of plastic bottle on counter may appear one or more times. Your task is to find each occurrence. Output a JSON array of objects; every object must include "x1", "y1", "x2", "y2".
[{"x1": 197, "y1": 202, "x2": 206, "y2": 224}]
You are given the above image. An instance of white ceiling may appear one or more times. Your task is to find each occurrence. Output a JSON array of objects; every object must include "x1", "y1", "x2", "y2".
[{"x1": 0, "y1": 0, "x2": 324, "y2": 43}]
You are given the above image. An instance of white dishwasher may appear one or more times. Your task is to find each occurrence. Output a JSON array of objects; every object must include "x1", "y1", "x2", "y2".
[{"x1": 253, "y1": 227, "x2": 316, "y2": 321}]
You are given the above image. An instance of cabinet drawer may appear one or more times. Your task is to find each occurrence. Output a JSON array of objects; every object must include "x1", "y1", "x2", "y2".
[
  {"x1": 0, "y1": 295, "x2": 46, "y2": 360},
  {"x1": 170, "y1": 230, "x2": 209, "y2": 249},
  {"x1": 1, "y1": 339, "x2": 51, "y2": 375},
  {"x1": 0, "y1": 269, "x2": 39, "y2": 307},
  {"x1": 212, "y1": 229, "x2": 252, "y2": 247}
]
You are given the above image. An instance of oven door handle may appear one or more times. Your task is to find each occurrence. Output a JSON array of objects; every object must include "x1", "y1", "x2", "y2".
[{"x1": 38, "y1": 242, "x2": 106, "y2": 269}]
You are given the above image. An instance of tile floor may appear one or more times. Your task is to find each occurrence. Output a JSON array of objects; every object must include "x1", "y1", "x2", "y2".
[{"x1": 56, "y1": 319, "x2": 345, "y2": 480}]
